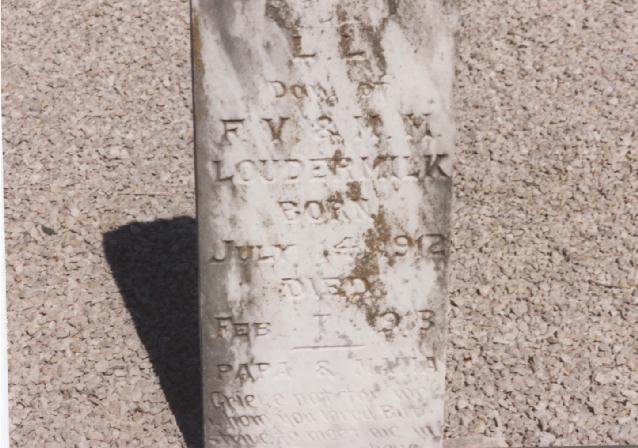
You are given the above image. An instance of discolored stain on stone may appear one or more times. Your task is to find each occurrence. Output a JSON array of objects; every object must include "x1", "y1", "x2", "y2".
[
  {"x1": 346, "y1": 181, "x2": 362, "y2": 201},
  {"x1": 361, "y1": 24, "x2": 388, "y2": 75},
  {"x1": 335, "y1": 4, "x2": 388, "y2": 75},
  {"x1": 326, "y1": 191, "x2": 344, "y2": 220},
  {"x1": 329, "y1": 149, "x2": 346, "y2": 174},
  {"x1": 373, "y1": 153, "x2": 390, "y2": 169},
  {"x1": 265, "y1": 0, "x2": 298, "y2": 32},
  {"x1": 364, "y1": 208, "x2": 393, "y2": 253},
  {"x1": 191, "y1": 14, "x2": 204, "y2": 71},
  {"x1": 336, "y1": 208, "x2": 396, "y2": 334},
  {"x1": 386, "y1": 0, "x2": 399, "y2": 16},
  {"x1": 363, "y1": 112, "x2": 384, "y2": 139}
]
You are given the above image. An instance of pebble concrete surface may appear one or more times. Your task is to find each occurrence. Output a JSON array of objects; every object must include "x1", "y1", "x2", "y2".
[{"x1": 2, "y1": 0, "x2": 637, "y2": 447}]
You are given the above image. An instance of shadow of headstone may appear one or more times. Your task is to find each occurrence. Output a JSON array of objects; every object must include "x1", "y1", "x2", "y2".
[{"x1": 103, "y1": 216, "x2": 202, "y2": 447}]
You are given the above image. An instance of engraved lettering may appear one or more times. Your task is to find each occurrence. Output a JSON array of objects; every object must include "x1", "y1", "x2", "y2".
[
  {"x1": 210, "y1": 432, "x2": 273, "y2": 445},
  {"x1": 312, "y1": 313, "x2": 330, "y2": 328},
  {"x1": 358, "y1": 82, "x2": 374, "y2": 96},
  {"x1": 313, "y1": 83, "x2": 338, "y2": 104},
  {"x1": 216, "y1": 363, "x2": 232, "y2": 380},
  {"x1": 221, "y1": 119, "x2": 244, "y2": 144},
  {"x1": 196, "y1": 1, "x2": 454, "y2": 443},
  {"x1": 270, "y1": 80, "x2": 286, "y2": 97},
  {"x1": 402, "y1": 113, "x2": 434, "y2": 143},
  {"x1": 414, "y1": 424, "x2": 442, "y2": 440},
  {"x1": 292, "y1": 31, "x2": 316, "y2": 58},
  {"x1": 207, "y1": 240, "x2": 232, "y2": 263},
  {"x1": 305, "y1": 201, "x2": 324, "y2": 221},
  {"x1": 360, "y1": 155, "x2": 398, "y2": 180},
  {"x1": 283, "y1": 159, "x2": 303, "y2": 182},
  {"x1": 281, "y1": 276, "x2": 342, "y2": 300},
  {"x1": 212, "y1": 160, "x2": 233, "y2": 182},
  {"x1": 270, "y1": 81, "x2": 321, "y2": 100},
  {"x1": 279, "y1": 198, "x2": 371, "y2": 224},
  {"x1": 208, "y1": 241, "x2": 295, "y2": 265},
  {"x1": 210, "y1": 392, "x2": 257, "y2": 411},
  {"x1": 340, "y1": 23, "x2": 365, "y2": 59},
  {"x1": 333, "y1": 236, "x2": 358, "y2": 255},
  {"x1": 377, "y1": 310, "x2": 400, "y2": 337},
  {"x1": 417, "y1": 233, "x2": 448, "y2": 257},
  {"x1": 225, "y1": 414, "x2": 267, "y2": 428},
  {"x1": 316, "y1": 360, "x2": 334, "y2": 376},
  {"x1": 290, "y1": 83, "x2": 308, "y2": 98},
  {"x1": 237, "y1": 160, "x2": 257, "y2": 182},
  {"x1": 236, "y1": 245, "x2": 253, "y2": 261},
  {"x1": 253, "y1": 322, "x2": 271, "y2": 337},
  {"x1": 214, "y1": 316, "x2": 232, "y2": 338},
  {"x1": 273, "y1": 363, "x2": 292, "y2": 380},
  {"x1": 234, "y1": 322, "x2": 250, "y2": 339},
  {"x1": 256, "y1": 159, "x2": 276, "y2": 182},
  {"x1": 393, "y1": 235, "x2": 413, "y2": 256},
  {"x1": 370, "y1": 425, "x2": 400, "y2": 438},
  {"x1": 424, "y1": 154, "x2": 451, "y2": 178},
  {"x1": 263, "y1": 116, "x2": 290, "y2": 142},
  {"x1": 316, "y1": 115, "x2": 342, "y2": 143},
  {"x1": 216, "y1": 362, "x2": 272, "y2": 384},
  {"x1": 357, "y1": 79, "x2": 388, "y2": 97},
  {"x1": 418, "y1": 310, "x2": 435, "y2": 332},
  {"x1": 278, "y1": 201, "x2": 300, "y2": 221},
  {"x1": 309, "y1": 158, "x2": 330, "y2": 179},
  {"x1": 210, "y1": 155, "x2": 449, "y2": 184},
  {"x1": 281, "y1": 277, "x2": 305, "y2": 298},
  {"x1": 354, "y1": 113, "x2": 384, "y2": 144}
]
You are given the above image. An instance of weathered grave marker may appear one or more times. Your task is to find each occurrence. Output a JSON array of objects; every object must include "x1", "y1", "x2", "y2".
[{"x1": 193, "y1": 1, "x2": 455, "y2": 446}]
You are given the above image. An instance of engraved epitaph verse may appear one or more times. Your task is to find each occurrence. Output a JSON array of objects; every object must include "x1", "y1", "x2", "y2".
[{"x1": 192, "y1": 1, "x2": 455, "y2": 447}]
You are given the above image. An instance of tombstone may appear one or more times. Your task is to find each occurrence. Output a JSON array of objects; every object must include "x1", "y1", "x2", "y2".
[{"x1": 192, "y1": 1, "x2": 455, "y2": 446}]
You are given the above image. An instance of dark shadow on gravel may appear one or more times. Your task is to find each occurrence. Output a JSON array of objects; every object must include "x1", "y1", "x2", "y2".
[{"x1": 103, "y1": 217, "x2": 202, "y2": 448}]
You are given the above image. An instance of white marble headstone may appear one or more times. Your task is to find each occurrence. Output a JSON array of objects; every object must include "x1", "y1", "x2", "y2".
[{"x1": 193, "y1": 1, "x2": 455, "y2": 446}]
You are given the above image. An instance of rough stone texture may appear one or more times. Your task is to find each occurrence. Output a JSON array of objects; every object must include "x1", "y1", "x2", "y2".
[
  {"x1": 1, "y1": 0, "x2": 637, "y2": 447},
  {"x1": 2, "y1": 1, "x2": 198, "y2": 447},
  {"x1": 445, "y1": 2, "x2": 638, "y2": 447},
  {"x1": 193, "y1": 1, "x2": 454, "y2": 447},
  {"x1": 444, "y1": 436, "x2": 507, "y2": 448}
]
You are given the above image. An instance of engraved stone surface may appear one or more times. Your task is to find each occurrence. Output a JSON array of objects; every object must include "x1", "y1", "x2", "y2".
[{"x1": 192, "y1": 1, "x2": 456, "y2": 446}]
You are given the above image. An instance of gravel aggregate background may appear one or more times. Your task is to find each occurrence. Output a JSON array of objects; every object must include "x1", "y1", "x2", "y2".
[{"x1": 2, "y1": 0, "x2": 637, "y2": 447}]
